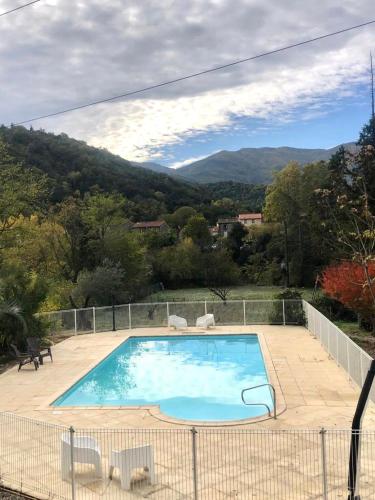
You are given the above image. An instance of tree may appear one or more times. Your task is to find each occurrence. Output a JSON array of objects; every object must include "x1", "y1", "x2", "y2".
[
  {"x1": 153, "y1": 239, "x2": 203, "y2": 288},
  {"x1": 264, "y1": 162, "x2": 303, "y2": 222},
  {"x1": 46, "y1": 198, "x2": 88, "y2": 282},
  {"x1": 319, "y1": 183, "x2": 375, "y2": 304},
  {"x1": 322, "y1": 261, "x2": 375, "y2": 332},
  {"x1": 358, "y1": 116, "x2": 375, "y2": 148},
  {"x1": 318, "y1": 122, "x2": 375, "y2": 306},
  {"x1": 82, "y1": 192, "x2": 129, "y2": 261},
  {"x1": 0, "y1": 140, "x2": 48, "y2": 243},
  {"x1": 82, "y1": 193, "x2": 128, "y2": 238},
  {"x1": 164, "y1": 206, "x2": 197, "y2": 233},
  {"x1": 203, "y1": 249, "x2": 240, "y2": 301},
  {"x1": 226, "y1": 222, "x2": 248, "y2": 263},
  {"x1": 180, "y1": 215, "x2": 212, "y2": 249},
  {"x1": 355, "y1": 118, "x2": 375, "y2": 210},
  {"x1": 328, "y1": 145, "x2": 351, "y2": 195},
  {"x1": 325, "y1": 119, "x2": 375, "y2": 212},
  {"x1": 71, "y1": 260, "x2": 127, "y2": 308},
  {"x1": 264, "y1": 161, "x2": 331, "y2": 286},
  {"x1": 0, "y1": 262, "x2": 49, "y2": 352},
  {"x1": 103, "y1": 229, "x2": 150, "y2": 300},
  {"x1": 243, "y1": 224, "x2": 284, "y2": 285},
  {"x1": 140, "y1": 228, "x2": 176, "y2": 250},
  {"x1": 0, "y1": 302, "x2": 27, "y2": 353}
]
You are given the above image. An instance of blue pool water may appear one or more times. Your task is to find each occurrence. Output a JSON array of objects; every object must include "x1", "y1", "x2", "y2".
[{"x1": 53, "y1": 335, "x2": 273, "y2": 421}]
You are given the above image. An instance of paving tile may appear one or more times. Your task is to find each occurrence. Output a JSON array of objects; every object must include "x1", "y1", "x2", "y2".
[{"x1": 1, "y1": 325, "x2": 375, "y2": 499}]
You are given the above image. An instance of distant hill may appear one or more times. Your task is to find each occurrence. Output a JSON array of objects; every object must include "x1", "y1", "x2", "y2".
[
  {"x1": 131, "y1": 161, "x2": 178, "y2": 176},
  {"x1": 0, "y1": 126, "x2": 208, "y2": 213},
  {"x1": 205, "y1": 181, "x2": 266, "y2": 212},
  {"x1": 0, "y1": 126, "x2": 356, "y2": 220},
  {"x1": 176, "y1": 144, "x2": 356, "y2": 184}
]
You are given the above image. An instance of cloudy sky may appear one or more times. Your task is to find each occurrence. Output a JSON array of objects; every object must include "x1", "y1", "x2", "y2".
[{"x1": 1, "y1": 0, "x2": 375, "y2": 167}]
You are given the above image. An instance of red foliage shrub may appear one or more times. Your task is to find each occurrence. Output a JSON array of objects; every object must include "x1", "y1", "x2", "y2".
[{"x1": 322, "y1": 261, "x2": 375, "y2": 326}]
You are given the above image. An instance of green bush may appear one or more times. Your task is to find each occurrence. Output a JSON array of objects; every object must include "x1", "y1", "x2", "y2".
[
  {"x1": 0, "y1": 264, "x2": 49, "y2": 353},
  {"x1": 311, "y1": 295, "x2": 356, "y2": 322},
  {"x1": 270, "y1": 288, "x2": 306, "y2": 325}
]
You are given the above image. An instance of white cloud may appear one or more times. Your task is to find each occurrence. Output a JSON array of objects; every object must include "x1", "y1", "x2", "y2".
[
  {"x1": 50, "y1": 40, "x2": 371, "y2": 161},
  {"x1": 1, "y1": 0, "x2": 374, "y2": 161},
  {"x1": 171, "y1": 153, "x2": 218, "y2": 169}
]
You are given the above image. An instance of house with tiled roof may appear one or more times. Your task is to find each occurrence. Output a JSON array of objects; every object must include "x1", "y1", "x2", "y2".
[
  {"x1": 132, "y1": 220, "x2": 169, "y2": 232},
  {"x1": 238, "y1": 213, "x2": 263, "y2": 226}
]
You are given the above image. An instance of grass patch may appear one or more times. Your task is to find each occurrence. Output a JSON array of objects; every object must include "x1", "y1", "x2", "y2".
[{"x1": 145, "y1": 285, "x2": 314, "y2": 302}]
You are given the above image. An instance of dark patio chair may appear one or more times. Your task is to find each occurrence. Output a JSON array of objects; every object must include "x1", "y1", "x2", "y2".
[
  {"x1": 26, "y1": 337, "x2": 53, "y2": 365},
  {"x1": 10, "y1": 343, "x2": 39, "y2": 371}
]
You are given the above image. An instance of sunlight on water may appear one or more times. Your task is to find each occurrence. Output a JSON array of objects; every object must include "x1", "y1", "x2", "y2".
[{"x1": 54, "y1": 335, "x2": 273, "y2": 421}]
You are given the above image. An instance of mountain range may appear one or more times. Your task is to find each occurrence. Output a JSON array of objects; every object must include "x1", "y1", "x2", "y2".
[
  {"x1": 131, "y1": 161, "x2": 177, "y2": 176},
  {"x1": 135, "y1": 143, "x2": 355, "y2": 184},
  {"x1": 0, "y1": 126, "x2": 206, "y2": 212},
  {"x1": 0, "y1": 125, "x2": 355, "y2": 212}
]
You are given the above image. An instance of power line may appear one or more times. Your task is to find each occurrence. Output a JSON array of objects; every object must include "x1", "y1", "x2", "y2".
[
  {"x1": 15, "y1": 18, "x2": 375, "y2": 125},
  {"x1": 0, "y1": 0, "x2": 41, "y2": 18}
]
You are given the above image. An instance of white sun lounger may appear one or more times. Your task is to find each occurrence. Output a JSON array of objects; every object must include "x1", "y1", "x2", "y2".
[
  {"x1": 196, "y1": 313, "x2": 215, "y2": 328},
  {"x1": 168, "y1": 315, "x2": 187, "y2": 329},
  {"x1": 61, "y1": 433, "x2": 102, "y2": 481},
  {"x1": 109, "y1": 445, "x2": 155, "y2": 490}
]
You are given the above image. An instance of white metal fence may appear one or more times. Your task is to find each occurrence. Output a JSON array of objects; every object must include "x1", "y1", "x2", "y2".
[
  {"x1": 2, "y1": 303, "x2": 375, "y2": 498},
  {"x1": 303, "y1": 301, "x2": 375, "y2": 402},
  {"x1": 39, "y1": 299, "x2": 305, "y2": 337},
  {"x1": 40, "y1": 299, "x2": 374, "y2": 400},
  {"x1": 1, "y1": 412, "x2": 375, "y2": 499},
  {"x1": 39, "y1": 300, "x2": 375, "y2": 401}
]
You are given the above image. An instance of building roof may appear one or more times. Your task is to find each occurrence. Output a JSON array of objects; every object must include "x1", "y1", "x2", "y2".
[
  {"x1": 217, "y1": 217, "x2": 238, "y2": 224},
  {"x1": 132, "y1": 220, "x2": 166, "y2": 229},
  {"x1": 238, "y1": 213, "x2": 263, "y2": 220}
]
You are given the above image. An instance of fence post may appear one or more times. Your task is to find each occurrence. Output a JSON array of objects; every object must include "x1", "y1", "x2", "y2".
[
  {"x1": 204, "y1": 300, "x2": 207, "y2": 315},
  {"x1": 69, "y1": 426, "x2": 76, "y2": 500},
  {"x1": 320, "y1": 428, "x2": 328, "y2": 500},
  {"x1": 282, "y1": 300, "x2": 286, "y2": 326},
  {"x1": 92, "y1": 307, "x2": 96, "y2": 334},
  {"x1": 112, "y1": 302, "x2": 116, "y2": 332},
  {"x1": 167, "y1": 302, "x2": 170, "y2": 326},
  {"x1": 191, "y1": 427, "x2": 198, "y2": 500},
  {"x1": 74, "y1": 309, "x2": 77, "y2": 335},
  {"x1": 128, "y1": 304, "x2": 132, "y2": 329},
  {"x1": 243, "y1": 300, "x2": 246, "y2": 326}
]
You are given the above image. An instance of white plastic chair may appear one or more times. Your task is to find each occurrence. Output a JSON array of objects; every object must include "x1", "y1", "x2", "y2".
[
  {"x1": 168, "y1": 314, "x2": 187, "y2": 329},
  {"x1": 61, "y1": 433, "x2": 102, "y2": 481},
  {"x1": 196, "y1": 313, "x2": 215, "y2": 328},
  {"x1": 109, "y1": 445, "x2": 155, "y2": 490}
]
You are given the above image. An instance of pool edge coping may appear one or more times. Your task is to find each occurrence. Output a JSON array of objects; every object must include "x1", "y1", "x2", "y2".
[{"x1": 41, "y1": 329, "x2": 287, "y2": 426}]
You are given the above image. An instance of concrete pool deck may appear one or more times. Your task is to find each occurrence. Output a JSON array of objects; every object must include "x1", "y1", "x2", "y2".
[{"x1": 1, "y1": 325, "x2": 374, "y2": 429}]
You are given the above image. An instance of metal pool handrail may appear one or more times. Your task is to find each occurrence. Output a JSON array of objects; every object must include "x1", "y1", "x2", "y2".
[{"x1": 241, "y1": 383, "x2": 277, "y2": 419}]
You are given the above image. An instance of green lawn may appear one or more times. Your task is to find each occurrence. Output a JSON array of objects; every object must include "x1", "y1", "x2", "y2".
[{"x1": 145, "y1": 285, "x2": 314, "y2": 302}]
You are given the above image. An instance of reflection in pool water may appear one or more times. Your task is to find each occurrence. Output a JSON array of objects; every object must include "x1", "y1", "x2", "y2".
[{"x1": 53, "y1": 335, "x2": 273, "y2": 421}]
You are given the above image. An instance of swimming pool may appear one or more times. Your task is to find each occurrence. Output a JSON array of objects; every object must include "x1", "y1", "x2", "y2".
[{"x1": 53, "y1": 334, "x2": 274, "y2": 422}]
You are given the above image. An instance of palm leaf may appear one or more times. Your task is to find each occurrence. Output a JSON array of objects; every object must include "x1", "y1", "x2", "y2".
[{"x1": 0, "y1": 301, "x2": 27, "y2": 334}]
